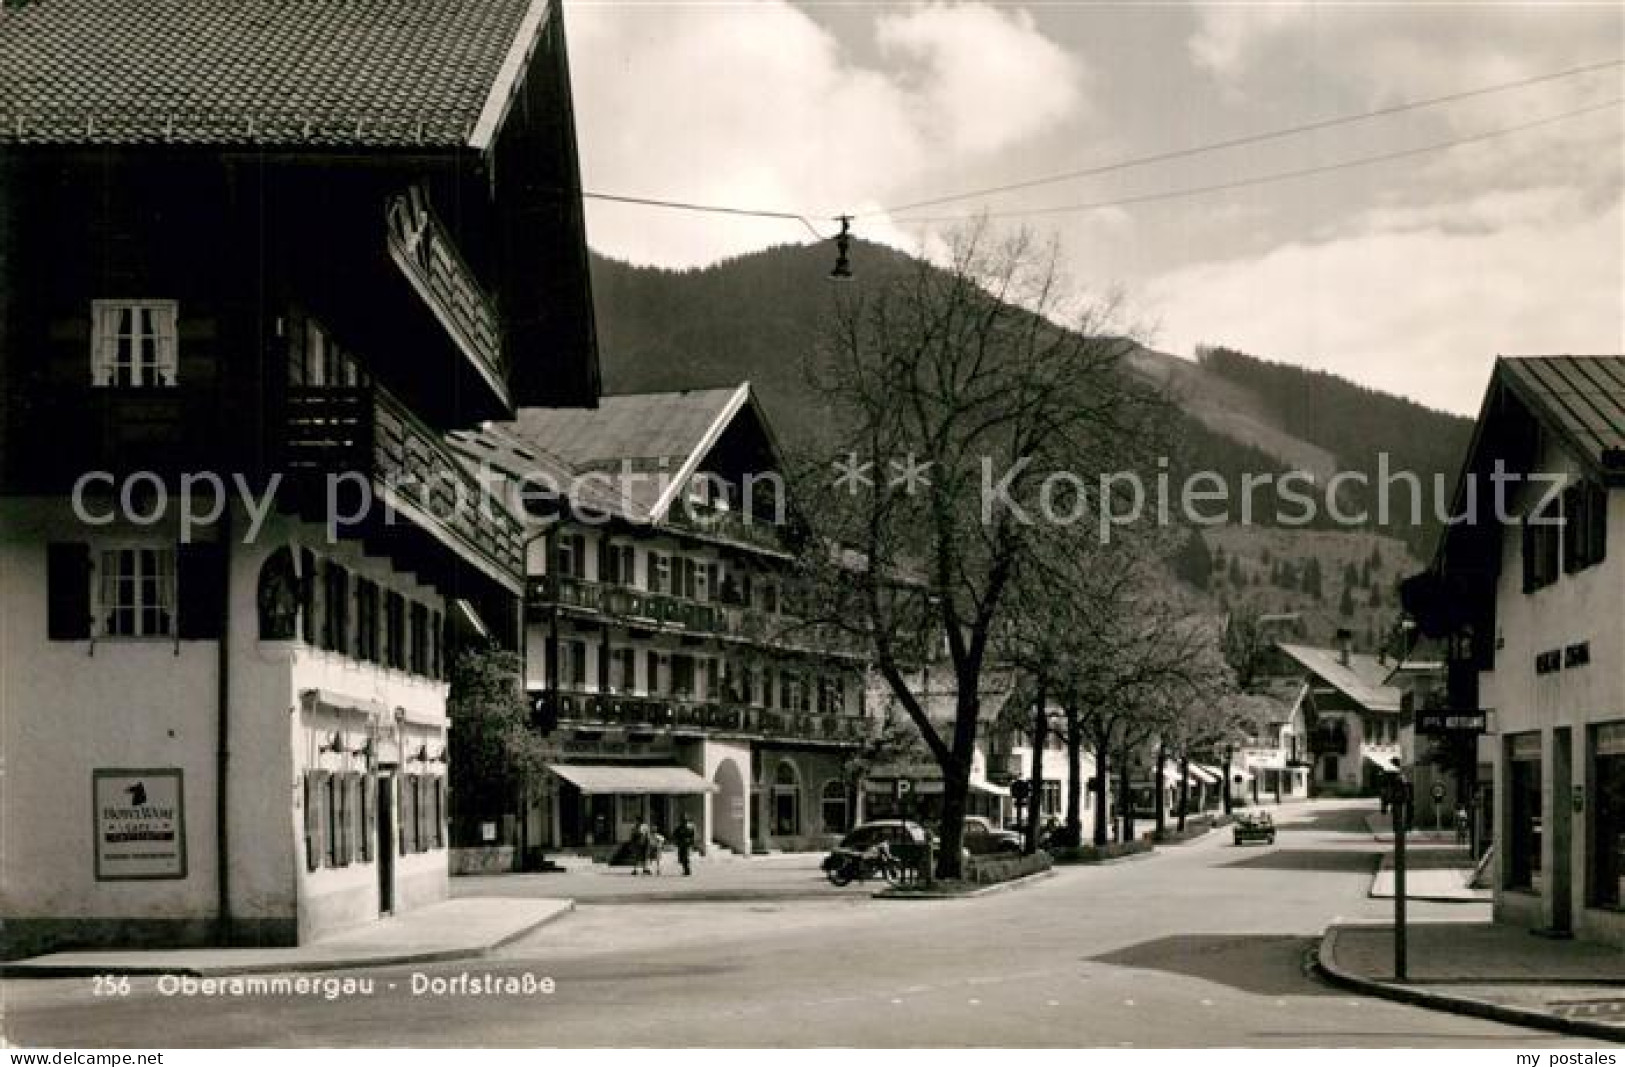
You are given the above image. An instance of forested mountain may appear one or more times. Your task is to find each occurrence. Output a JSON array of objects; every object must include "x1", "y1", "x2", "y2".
[{"x1": 588, "y1": 242, "x2": 1474, "y2": 572}]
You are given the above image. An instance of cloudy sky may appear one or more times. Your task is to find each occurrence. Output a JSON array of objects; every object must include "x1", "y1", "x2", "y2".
[{"x1": 565, "y1": 1, "x2": 1623, "y2": 416}]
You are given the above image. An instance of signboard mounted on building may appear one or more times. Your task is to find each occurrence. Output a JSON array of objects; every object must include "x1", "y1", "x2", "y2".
[
  {"x1": 1415, "y1": 710, "x2": 1489, "y2": 736},
  {"x1": 93, "y1": 768, "x2": 186, "y2": 880}
]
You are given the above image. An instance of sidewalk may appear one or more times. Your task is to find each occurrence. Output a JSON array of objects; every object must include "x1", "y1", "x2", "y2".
[
  {"x1": 2, "y1": 897, "x2": 572, "y2": 979},
  {"x1": 1368, "y1": 850, "x2": 1491, "y2": 903},
  {"x1": 1319, "y1": 921, "x2": 1625, "y2": 1041},
  {"x1": 1364, "y1": 812, "x2": 1464, "y2": 844}
]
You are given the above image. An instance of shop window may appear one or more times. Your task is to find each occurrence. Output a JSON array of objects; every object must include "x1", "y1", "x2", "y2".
[
  {"x1": 1590, "y1": 724, "x2": 1625, "y2": 909},
  {"x1": 1508, "y1": 735, "x2": 1543, "y2": 891},
  {"x1": 821, "y1": 780, "x2": 850, "y2": 833},
  {"x1": 91, "y1": 300, "x2": 178, "y2": 387}
]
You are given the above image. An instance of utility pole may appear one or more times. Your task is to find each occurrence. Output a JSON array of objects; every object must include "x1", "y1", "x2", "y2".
[{"x1": 1392, "y1": 773, "x2": 1409, "y2": 981}]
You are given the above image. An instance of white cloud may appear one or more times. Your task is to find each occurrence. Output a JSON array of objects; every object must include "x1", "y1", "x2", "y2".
[
  {"x1": 1144, "y1": 197, "x2": 1624, "y2": 415},
  {"x1": 565, "y1": 0, "x2": 1088, "y2": 267},
  {"x1": 875, "y1": 3, "x2": 1087, "y2": 157}
]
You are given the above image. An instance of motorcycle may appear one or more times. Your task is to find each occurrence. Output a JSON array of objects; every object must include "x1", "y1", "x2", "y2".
[{"x1": 821, "y1": 840, "x2": 903, "y2": 886}]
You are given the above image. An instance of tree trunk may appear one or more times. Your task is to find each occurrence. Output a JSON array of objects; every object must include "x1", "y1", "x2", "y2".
[
  {"x1": 1154, "y1": 741, "x2": 1168, "y2": 837},
  {"x1": 1091, "y1": 741, "x2": 1110, "y2": 847},
  {"x1": 1118, "y1": 753, "x2": 1136, "y2": 843},
  {"x1": 937, "y1": 757, "x2": 970, "y2": 880},
  {"x1": 1065, "y1": 703, "x2": 1084, "y2": 846},
  {"x1": 1222, "y1": 744, "x2": 1234, "y2": 815},
  {"x1": 1024, "y1": 690, "x2": 1047, "y2": 855},
  {"x1": 1177, "y1": 753, "x2": 1190, "y2": 832}
]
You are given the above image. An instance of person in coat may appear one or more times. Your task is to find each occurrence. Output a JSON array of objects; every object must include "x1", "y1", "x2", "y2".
[{"x1": 672, "y1": 814, "x2": 698, "y2": 876}]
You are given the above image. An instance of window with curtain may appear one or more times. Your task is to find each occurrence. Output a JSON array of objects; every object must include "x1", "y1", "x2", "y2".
[
  {"x1": 91, "y1": 301, "x2": 178, "y2": 387},
  {"x1": 99, "y1": 547, "x2": 175, "y2": 637}
]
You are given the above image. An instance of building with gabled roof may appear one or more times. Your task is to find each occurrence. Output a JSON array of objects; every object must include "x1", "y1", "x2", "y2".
[
  {"x1": 1275, "y1": 638, "x2": 1408, "y2": 795},
  {"x1": 1403, "y1": 355, "x2": 1625, "y2": 949},
  {"x1": 0, "y1": 0, "x2": 599, "y2": 957}
]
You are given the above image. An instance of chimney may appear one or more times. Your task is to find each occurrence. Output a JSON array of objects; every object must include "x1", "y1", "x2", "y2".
[{"x1": 1335, "y1": 627, "x2": 1353, "y2": 667}]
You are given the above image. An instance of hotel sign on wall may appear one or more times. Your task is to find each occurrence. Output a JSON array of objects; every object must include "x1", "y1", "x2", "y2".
[{"x1": 94, "y1": 769, "x2": 187, "y2": 880}]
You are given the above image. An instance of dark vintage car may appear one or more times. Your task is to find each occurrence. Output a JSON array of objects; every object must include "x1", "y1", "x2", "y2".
[
  {"x1": 821, "y1": 820, "x2": 931, "y2": 885},
  {"x1": 1232, "y1": 810, "x2": 1276, "y2": 846}
]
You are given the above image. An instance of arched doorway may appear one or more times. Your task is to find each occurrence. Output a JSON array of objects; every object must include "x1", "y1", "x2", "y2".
[
  {"x1": 712, "y1": 759, "x2": 746, "y2": 854},
  {"x1": 772, "y1": 760, "x2": 800, "y2": 837}
]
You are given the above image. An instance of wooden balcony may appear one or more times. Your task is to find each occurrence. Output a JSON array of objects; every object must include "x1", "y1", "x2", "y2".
[
  {"x1": 385, "y1": 191, "x2": 510, "y2": 413},
  {"x1": 532, "y1": 687, "x2": 868, "y2": 745},
  {"x1": 527, "y1": 575, "x2": 866, "y2": 658},
  {"x1": 664, "y1": 502, "x2": 791, "y2": 556},
  {"x1": 283, "y1": 385, "x2": 523, "y2": 590}
]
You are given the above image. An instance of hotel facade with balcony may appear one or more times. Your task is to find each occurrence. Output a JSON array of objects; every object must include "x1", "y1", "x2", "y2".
[
  {"x1": 0, "y1": 0, "x2": 600, "y2": 956},
  {"x1": 455, "y1": 385, "x2": 872, "y2": 859}
]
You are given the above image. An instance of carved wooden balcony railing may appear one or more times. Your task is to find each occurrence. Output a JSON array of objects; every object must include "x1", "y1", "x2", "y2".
[
  {"x1": 283, "y1": 385, "x2": 523, "y2": 588},
  {"x1": 385, "y1": 191, "x2": 509, "y2": 409}
]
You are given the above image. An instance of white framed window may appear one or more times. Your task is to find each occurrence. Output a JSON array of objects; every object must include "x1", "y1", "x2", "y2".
[
  {"x1": 98, "y1": 546, "x2": 175, "y2": 637},
  {"x1": 92, "y1": 301, "x2": 178, "y2": 387}
]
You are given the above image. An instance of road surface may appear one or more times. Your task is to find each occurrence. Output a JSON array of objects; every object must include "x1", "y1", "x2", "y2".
[{"x1": 0, "y1": 801, "x2": 1589, "y2": 1047}]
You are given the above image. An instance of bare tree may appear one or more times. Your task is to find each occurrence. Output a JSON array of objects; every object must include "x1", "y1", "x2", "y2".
[{"x1": 788, "y1": 225, "x2": 1168, "y2": 877}]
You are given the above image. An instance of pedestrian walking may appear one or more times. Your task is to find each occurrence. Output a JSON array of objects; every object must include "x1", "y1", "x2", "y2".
[
  {"x1": 630, "y1": 821, "x2": 651, "y2": 876},
  {"x1": 673, "y1": 814, "x2": 697, "y2": 876}
]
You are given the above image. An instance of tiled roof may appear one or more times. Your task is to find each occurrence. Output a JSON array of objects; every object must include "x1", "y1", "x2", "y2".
[
  {"x1": 1497, "y1": 356, "x2": 1625, "y2": 475},
  {"x1": 506, "y1": 387, "x2": 743, "y2": 469},
  {"x1": 1275, "y1": 643, "x2": 1403, "y2": 713},
  {"x1": 1, "y1": 0, "x2": 547, "y2": 147},
  {"x1": 449, "y1": 426, "x2": 646, "y2": 523},
  {"x1": 500, "y1": 386, "x2": 747, "y2": 516}
]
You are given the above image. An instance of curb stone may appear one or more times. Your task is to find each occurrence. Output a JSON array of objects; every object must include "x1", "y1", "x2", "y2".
[
  {"x1": 1, "y1": 902, "x2": 576, "y2": 980},
  {"x1": 1314, "y1": 924, "x2": 1625, "y2": 1044},
  {"x1": 872, "y1": 868, "x2": 1057, "y2": 900}
]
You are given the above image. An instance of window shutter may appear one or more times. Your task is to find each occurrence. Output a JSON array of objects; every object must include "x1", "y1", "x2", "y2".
[
  {"x1": 333, "y1": 773, "x2": 349, "y2": 867},
  {"x1": 155, "y1": 303, "x2": 178, "y2": 385},
  {"x1": 1562, "y1": 486, "x2": 1581, "y2": 573},
  {"x1": 422, "y1": 773, "x2": 435, "y2": 851},
  {"x1": 46, "y1": 543, "x2": 92, "y2": 640},
  {"x1": 298, "y1": 549, "x2": 317, "y2": 643},
  {"x1": 91, "y1": 303, "x2": 118, "y2": 384},
  {"x1": 398, "y1": 775, "x2": 410, "y2": 856},
  {"x1": 357, "y1": 773, "x2": 373, "y2": 862},
  {"x1": 176, "y1": 542, "x2": 224, "y2": 639},
  {"x1": 323, "y1": 772, "x2": 338, "y2": 868},
  {"x1": 434, "y1": 777, "x2": 446, "y2": 848}
]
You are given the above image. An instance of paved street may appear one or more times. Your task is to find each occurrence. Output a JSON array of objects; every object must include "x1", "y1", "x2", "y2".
[{"x1": 1, "y1": 800, "x2": 1600, "y2": 1047}]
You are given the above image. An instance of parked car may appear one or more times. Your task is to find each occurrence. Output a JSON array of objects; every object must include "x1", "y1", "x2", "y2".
[
  {"x1": 1232, "y1": 810, "x2": 1276, "y2": 846},
  {"x1": 822, "y1": 820, "x2": 930, "y2": 885},
  {"x1": 961, "y1": 815, "x2": 1024, "y2": 855}
]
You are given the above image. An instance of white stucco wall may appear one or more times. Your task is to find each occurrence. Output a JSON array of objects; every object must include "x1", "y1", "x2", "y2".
[
  {"x1": 1483, "y1": 442, "x2": 1625, "y2": 948},
  {"x1": 1, "y1": 500, "x2": 456, "y2": 953}
]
